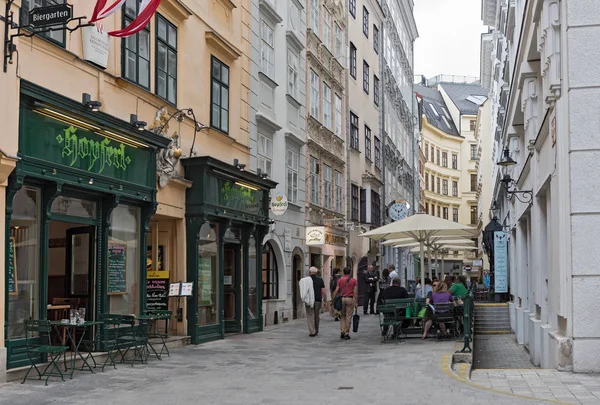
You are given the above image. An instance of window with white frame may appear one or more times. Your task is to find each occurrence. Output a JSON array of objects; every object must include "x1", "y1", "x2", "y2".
[
  {"x1": 323, "y1": 7, "x2": 332, "y2": 49},
  {"x1": 323, "y1": 164, "x2": 332, "y2": 209},
  {"x1": 287, "y1": 49, "x2": 299, "y2": 98},
  {"x1": 258, "y1": 134, "x2": 273, "y2": 176},
  {"x1": 310, "y1": 156, "x2": 319, "y2": 205},
  {"x1": 334, "y1": 23, "x2": 343, "y2": 59},
  {"x1": 335, "y1": 170, "x2": 343, "y2": 213},
  {"x1": 310, "y1": 70, "x2": 320, "y2": 119},
  {"x1": 260, "y1": 21, "x2": 275, "y2": 78},
  {"x1": 323, "y1": 83, "x2": 332, "y2": 130},
  {"x1": 334, "y1": 94, "x2": 342, "y2": 137},
  {"x1": 286, "y1": 149, "x2": 299, "y2": 204},
  {"x1": 310, "y1": 0, "x2": 319, "y2": 34}
]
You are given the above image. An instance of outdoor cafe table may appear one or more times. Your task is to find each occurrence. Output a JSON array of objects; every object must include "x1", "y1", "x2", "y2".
[{"x1": 50, "y1": 320, "x2": 103, "y2": 378}]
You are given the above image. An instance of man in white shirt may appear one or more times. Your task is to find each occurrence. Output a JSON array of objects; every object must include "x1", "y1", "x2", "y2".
[
  {"x1": 299, "y1": 268, "x2": 316, "y2": 335},
  {"x1": 388, "y1": 264, "x2": 399, "y2": 283}
]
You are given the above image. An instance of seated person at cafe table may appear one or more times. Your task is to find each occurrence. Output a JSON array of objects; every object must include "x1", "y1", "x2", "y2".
[
  {"x1": 421, "y1": 280, "x2": 454, "y2": 339},
  {"x1": 449, "y1": 275, "x2": 469, "y2": 299},
  {"x1": 380, "y1": 278, "x2": 410, "y2": 337}
]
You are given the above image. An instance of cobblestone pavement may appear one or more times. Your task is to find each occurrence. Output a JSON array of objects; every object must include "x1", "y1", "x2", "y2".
[
  {"x1": 471, "y1": 334, "x2": 600, "y2": 404},
  {"x1": 470, "y1": 369, "x2": 600, "y2": 404},
  {"x1": 0, "y1": 314, "x2": 546, "y2": 405},
  {"x1": 474, "y1": 334, "x2": 537, "y2": 369}
]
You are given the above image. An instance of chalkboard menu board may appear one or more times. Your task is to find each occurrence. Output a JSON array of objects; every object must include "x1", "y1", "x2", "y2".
[
  {"x1": 108, "y1": 241, "x2": 127, "y2": 295},
  {"x1": 146, "y1": 277, "x2": 169, "y2": 311},
  {"x1": 8, "y1": 237, "x2": 17, "y2": 296}
]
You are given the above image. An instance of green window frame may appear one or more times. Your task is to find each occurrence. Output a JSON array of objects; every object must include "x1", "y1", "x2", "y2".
[
  {"x1": 19, "y1": 0, "x2": 66, "y2": 47},
  {"x1": 121, "y1": 0, "x2": 151, "y2": 89},
  {"x1": 155, "y1": 14, "x2": 177, "y2": 105},
  {"x1": 211, "y1": 56, "x2": 230, "y2": 134}
]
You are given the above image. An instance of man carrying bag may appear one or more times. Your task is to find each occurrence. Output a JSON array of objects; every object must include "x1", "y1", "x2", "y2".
[{"x1": 332, "y1": 267, "x2": 358, "y2": 340}]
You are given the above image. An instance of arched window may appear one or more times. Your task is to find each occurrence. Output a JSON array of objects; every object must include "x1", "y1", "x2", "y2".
[{"x1": 262, "y1": 242, "x2": 278, "y2": 299}]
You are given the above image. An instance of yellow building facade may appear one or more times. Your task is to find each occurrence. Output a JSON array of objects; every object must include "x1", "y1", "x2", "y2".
[
  {"x1": 0, "y1": 0, "x2": 270, "y2": 378},
  {"x1": 417, "y1": 80, "x2": 487, "y2": 277}
]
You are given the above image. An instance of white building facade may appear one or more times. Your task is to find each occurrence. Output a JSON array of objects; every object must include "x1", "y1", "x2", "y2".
[
  {"x1": 345, "y1": 0, "x2": 384, "y2": 299},
  {"x1": 250, "y1": 0, "x2": 308, "y2": 324},
  {"x1": 482, "y1": 0, "x2": 600, "y2": 372},
  {"x1": 381, "y1": 0, "x2": 418, "y2": 285}
]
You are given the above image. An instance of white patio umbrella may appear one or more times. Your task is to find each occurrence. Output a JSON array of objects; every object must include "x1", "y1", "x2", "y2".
[
  {"x1": 391, "y1": 239, "x2": 476, "y2": 279},
  {"x1": 361, "y1": 213, "x2": 478, "y2": 299},
  {"x1": 410, "y1": 245, "x2": 479, "y2": 279},
  {"x1": 386, "y1": 238, "x2": 476, "y2": 279}
]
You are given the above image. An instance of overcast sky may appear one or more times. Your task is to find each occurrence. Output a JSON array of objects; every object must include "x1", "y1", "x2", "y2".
[{"x1": 413, "y1": 0, "x2": 487, "y2": 80}]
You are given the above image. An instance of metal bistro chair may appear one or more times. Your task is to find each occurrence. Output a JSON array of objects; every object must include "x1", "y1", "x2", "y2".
[
  {"x1": 98, "y1": 314, "x2": 123, "y2": 371},
  {"x1": 146, "y1": 310, "x2": 172, "y2": 360},
  {"x1": 118, "y1": 315, "x2": 149, "y2": 366},
  {"x1": 22, "y1": 320, "x2": 68, "y2": 386},
  {"x1": 378, "y1": 304, "x2": 402, "y2": 343},
  {"x1": 433, "y1": 302, "x2": 457, "y2": 339}
]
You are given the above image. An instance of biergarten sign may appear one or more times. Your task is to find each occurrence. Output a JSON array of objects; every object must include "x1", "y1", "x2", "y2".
[{"x1": 29, "y1": 4, "x2": 72, "y2": 28}]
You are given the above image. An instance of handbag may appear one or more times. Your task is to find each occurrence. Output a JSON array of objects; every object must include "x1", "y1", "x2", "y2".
[
  {"x1": 352, "y1": 309, "x2": 360, "y2": 333},
  {"x1": 333, "y1": 276, "x2": 352, "y2": 311}
]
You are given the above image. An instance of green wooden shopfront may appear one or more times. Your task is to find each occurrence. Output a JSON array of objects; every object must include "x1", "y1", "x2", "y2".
[
  {"x1": 4, "y1": 81, "x2": 170, "y2": 369},
  {"x1": 182, "y1": 157, "x2": 276, "y2": 344}
]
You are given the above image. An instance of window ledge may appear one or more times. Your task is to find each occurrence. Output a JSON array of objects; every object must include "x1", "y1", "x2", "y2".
[
  {"x1": 350, "y1": 146, "x2": 361, "y2": 154},
  {"x1": 256, "y1": 112, "x2": 282, "y2": 133},
  {"x1": 205, "y1": 31, "x2": 242, "y2": 61},
  {"x1": 263, "y1": 298, "x2": 286, "y2": 303},
  {"x1": 285, "y1": 131, "x2": 305, "y2": 147},
  {"x1": 259, "y1": 71, "x2": 279, "y2": 88},
  {"x1": 286, "y1": 30, "x2": 304, "y2": 51},
  {"x1": 259, "y1": 0, "x2": 283, "y2": 24},
  {"x1": 286, "y1": 93, "x2": 302, "y2": 108}
]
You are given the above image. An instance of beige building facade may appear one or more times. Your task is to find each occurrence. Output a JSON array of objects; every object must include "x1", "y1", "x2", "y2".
[
  {"x1": 0, "y1": 0, "x2": 273, "y2": 378},
  {"x1": 305, "y1": 0, "x2": 348, "y2": 291}
]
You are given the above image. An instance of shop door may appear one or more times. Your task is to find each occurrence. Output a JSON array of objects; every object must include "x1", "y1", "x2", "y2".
[
  {"x1": 292, "y1": 255, "x2": 302, "y2": 319},
  {"x1": 66, "y1": 226, "x2": 95, "y2": 318},
  {"x1": 224, "y1": 244, "x2": 241, "y2": 333}
]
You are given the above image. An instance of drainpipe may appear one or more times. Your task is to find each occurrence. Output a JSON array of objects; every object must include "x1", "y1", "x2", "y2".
[{"x1": 379, "y1": 17, "x2": 386, "y2": 273}]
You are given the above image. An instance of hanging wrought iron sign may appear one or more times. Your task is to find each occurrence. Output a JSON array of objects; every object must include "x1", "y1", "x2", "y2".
[
  {"x1": 2, "y1": 0, "x2": 92, "y2": 72},
  {"x1": 29, "y1": 4, "x2": 73, "y2": 28}
]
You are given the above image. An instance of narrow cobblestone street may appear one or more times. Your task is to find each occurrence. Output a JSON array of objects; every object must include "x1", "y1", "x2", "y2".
[{"x1": 0, "y1": 314, "x2": 549, "y2": 405}]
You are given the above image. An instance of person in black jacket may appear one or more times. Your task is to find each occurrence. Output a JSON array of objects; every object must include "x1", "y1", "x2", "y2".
[
  {"x1": 381, "y1": 278, "x2": 410, "y2": 338},
  {"x1": 363, "y1": 265, "x2": 379, "y2": 315},
  {"x1": 329, "y1": 268, "x2": 342, "y2": 321}
]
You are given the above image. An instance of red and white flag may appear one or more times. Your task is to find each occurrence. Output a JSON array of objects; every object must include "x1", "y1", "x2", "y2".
[{"x1": 90, "y1": 0, "x2": 161, "y2": 37}]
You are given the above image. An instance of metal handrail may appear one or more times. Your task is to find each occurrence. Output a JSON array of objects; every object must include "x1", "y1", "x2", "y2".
[{"x1": 457, "y1": 284, "x2": 475, "y2": 353}]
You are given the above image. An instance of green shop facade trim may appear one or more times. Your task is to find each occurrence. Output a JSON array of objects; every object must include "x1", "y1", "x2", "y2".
[{"x1": 4, "y1": 81, "x2": 170, "y2": 369}]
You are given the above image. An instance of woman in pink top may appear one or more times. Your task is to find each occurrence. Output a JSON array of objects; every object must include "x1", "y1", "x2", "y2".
[{"x1": 421, "y1": 281, "x2": 453, "y2": 339}]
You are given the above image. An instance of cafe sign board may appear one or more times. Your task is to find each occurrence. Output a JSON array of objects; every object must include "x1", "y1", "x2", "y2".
[
  {"x1": 306, "y1": 227, "x2": 325, "y2": 246},
  {"x1": 29, "y1": 4, "x2": 72, "y2": 27}
]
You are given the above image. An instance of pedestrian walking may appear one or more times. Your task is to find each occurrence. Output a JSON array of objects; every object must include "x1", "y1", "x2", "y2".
[
  {"x1": 299, "y1": 269, "x2": 315, "y2": 336},
  {"x1": 329, "y1": 267, "x2": 342, "y2": 321},
  {"x1": 363, "y1": 265, "x2": 378, "y2": 315},
  {"x1": 308, "y1": 267, "x2": 326, "y2": 337},
  {"x1": 332, "y1": 267, "x2": 358, "y2": 340}
]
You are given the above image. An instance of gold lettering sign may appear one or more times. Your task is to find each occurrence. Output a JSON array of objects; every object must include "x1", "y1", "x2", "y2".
[{"x1": 325, "y1": 233, "x2": 346, "y2": 247}]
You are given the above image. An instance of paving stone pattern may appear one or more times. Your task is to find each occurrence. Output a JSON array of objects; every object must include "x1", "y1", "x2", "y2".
[
  {"x1": 0, "y1": 314, "x2": 543, "y2": 405},
  {"x1": 470, "y1": 369, "x2": 600, "y2": 404},
  {"x1": 474, "y1": 334, "x2": 537, "y2": 369}
]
